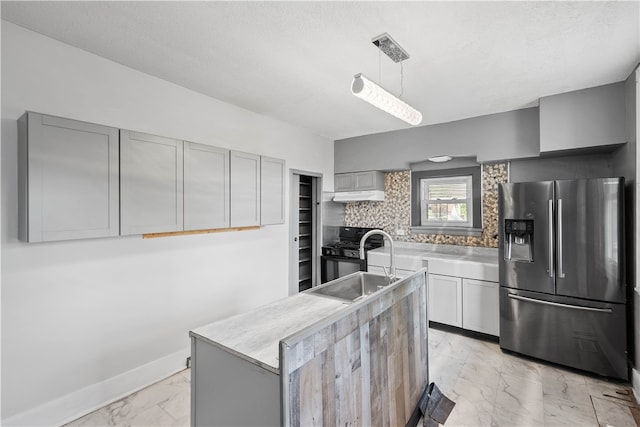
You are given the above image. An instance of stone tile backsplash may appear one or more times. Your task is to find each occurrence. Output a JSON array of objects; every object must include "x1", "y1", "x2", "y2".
[{"x1": 344, "y1": 163, "x2": 508, "y2": 248}]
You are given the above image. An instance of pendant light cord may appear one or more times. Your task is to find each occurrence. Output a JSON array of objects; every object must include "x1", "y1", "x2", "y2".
[
  {"x1": 400, "y1": 61, "x2": 404, "y2": 99},
  {"x1": 378, "y1": 47, "x2": 382, "y2": 85},
  {"x1": 377, "y1": 41, "x2": 404, "y2": 99}
]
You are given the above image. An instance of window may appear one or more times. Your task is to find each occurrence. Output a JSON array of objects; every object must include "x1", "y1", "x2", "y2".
[
  {"x1": 411, "y1": 166, "x2": 482, "y2": 235},
  {"x1": 420, "y1": 175, "x2": 473, "y2": 227}
]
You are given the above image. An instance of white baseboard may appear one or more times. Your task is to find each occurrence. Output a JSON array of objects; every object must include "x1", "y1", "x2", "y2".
[
  {"x1": 633, "y1": 367, "x2": 640, "y2": 404},
  {"x1": 2, "y1": 347, "x2": 189, "y2": 427}
]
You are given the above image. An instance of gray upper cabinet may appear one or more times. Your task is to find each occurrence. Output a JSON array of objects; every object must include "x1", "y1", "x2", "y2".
[
  {"x1": 334, "y1": 173, "x2": 355, "y2": 192},
  {"x1": 184, "y1": 142, "x2": 230, "y2": 230},
  {"x1": 18, "y1": 112, "x2": 120, "y2": 242},
  {"x1": 334, "y1": 171, "x2": 384, "y2": 192},
  {"x1": 354, "y1": 171, "x2": 384, "y2": 190},
  {"x1": 120, "y1": 130, "x2": 184, "y2": 235},
  {"x1": 260, "y1": 156, "x2": 285, "y2": 225},
  {"x1": 18, "y1": 111, "x2": 284, "y2": 241},
  {"x1": 230, "y1": 151, "x2": 261, "y2": 227},
  {"x1": 539, "y1": 82, "x2": 626, "y2": 153}
]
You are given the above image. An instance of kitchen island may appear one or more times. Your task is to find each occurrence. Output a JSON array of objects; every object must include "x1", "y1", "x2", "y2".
[{"x1": 189, "y1": 270, "x2": 429, "y2": 426}]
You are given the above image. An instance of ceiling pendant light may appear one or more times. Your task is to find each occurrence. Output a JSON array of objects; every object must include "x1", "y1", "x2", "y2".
[
  {"x1": 351, "y1": 74, "x2": 422, "y2": 125},
  {"x1": 352, "y1": 33, "x2": 422, "y2": 126}
]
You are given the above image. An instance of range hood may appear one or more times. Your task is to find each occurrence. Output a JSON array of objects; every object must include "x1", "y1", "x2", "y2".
[{"x1": 332, "y1": 190, "x2": 385, "y2": 203}]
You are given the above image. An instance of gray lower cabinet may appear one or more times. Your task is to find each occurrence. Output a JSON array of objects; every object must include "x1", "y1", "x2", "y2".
[
  {"x1": 428, "y1": 273, "x2": 463, "y2": 327},
  {"x1": 428, "y1": 273, "x2": 499, "y2": 336},
  {"x1": 184, "y1": 142, "x2": 230, "y2": 230},
  {"x1": 18, "y1": 112, "x2": 120, "y2": 242},
  {"x1": 230, "y1": 151, "x2": 261, "y2": 227},
  {"x1": 260, "y1": 156, "x2": 285, "y2": 225},
  {"x1": 462, "y1": 278, "x2": 499, "y2": 336},
  {"x1": 191, "y1": 338, "x2": 280, "y2": 427},
  {"x1": 120, "y1": 130, "x2": 184, "y2": 235}
]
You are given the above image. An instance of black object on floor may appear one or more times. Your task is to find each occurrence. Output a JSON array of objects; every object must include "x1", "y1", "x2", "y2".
[{"x1": 418, "y1": 382, "x2": 456, "y2": 426}]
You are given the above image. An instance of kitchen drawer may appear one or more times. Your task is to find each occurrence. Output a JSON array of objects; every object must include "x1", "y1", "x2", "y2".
[
  {"x1": 368, "y1": 252, "x2": 424, "y2": 271},
  {"x1": 368, "y1": 265, "x2": 415, "y2": 279},
  {"x1": 426, "y1": 257, "x2": 498, "y2": 282}
]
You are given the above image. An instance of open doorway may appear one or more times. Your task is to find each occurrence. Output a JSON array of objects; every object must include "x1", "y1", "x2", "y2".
[{"x1": 289, "y1": 170, "x2": 322, "y2": 295}]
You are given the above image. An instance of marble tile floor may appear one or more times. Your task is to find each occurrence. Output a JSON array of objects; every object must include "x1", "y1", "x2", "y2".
[
  {"x1": 66, "y1": 369, "x2": 190, "y2": 427},
  {"x1": 67, "y1": 328, "x2": 638, "y2": 427}
]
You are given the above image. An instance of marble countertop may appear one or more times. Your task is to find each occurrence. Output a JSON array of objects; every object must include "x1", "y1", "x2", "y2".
[
  {"x1": 369, "y1": 242, "x2": 499, "y2": 264},
  {"x1": 368, "y1": 242, "x2": 499, "y2": 281},
  {"x1": 189, "y1": 293, "x2": 348, "y2": 374}
]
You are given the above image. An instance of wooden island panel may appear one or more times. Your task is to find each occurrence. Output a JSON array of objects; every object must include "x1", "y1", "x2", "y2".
[{"x1": 281, "y1": 271, "x2": 428, "y2": 427}]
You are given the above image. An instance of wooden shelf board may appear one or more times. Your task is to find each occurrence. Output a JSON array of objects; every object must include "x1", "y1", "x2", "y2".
[{"x1": 143, "y1": 225, "x2": 260, "y2": 239}]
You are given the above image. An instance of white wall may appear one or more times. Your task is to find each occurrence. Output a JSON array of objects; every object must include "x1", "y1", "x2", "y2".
[
  {"x1": 1, "y1": 21, "x2": 334, "y2": 425},
  {"x1": 334, "y1": 107, "x2": 540, "y2": 172}
]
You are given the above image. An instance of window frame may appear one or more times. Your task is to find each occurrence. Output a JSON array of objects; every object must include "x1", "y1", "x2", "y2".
[
  {"x1": 420, "y1": 175, "x2": 474, "y2": 227},
  {"x1": 410, "y1": 166, "x2": 482, "y2": 235}
]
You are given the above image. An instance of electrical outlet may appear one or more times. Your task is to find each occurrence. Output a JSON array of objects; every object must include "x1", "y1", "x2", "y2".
[{"x1": 396, "y1": 229, "x2": 406, "y2": 236}]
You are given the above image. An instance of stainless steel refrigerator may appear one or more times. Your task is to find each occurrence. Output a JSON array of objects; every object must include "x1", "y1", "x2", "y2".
[{"x1": 498, "y1": 178, "x2": 627, "y2": 379}]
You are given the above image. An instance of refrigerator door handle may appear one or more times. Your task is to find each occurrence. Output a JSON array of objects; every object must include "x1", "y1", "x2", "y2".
[
  {"x1": 507, "y1": 294, "x2": 613, "y2": 313},
  {"x1": 557, "y1": 198, "x2": 565, "y2": 278},
  {"x1": 548, "y1": 200, "x2": 554, "y2": 278}
]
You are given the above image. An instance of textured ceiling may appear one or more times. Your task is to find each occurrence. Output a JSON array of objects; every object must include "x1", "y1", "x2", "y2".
[{"x1": 2, "y1": 1, "x2": 639, "y2": 140}]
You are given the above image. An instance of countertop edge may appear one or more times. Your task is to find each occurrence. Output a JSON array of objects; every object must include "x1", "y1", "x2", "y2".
[
  {"x1": 189, "y1": 293, "x2": 347, "y2": 374},
  {"x1": 368, "y1": 245, "x2": 499, "y2": 265},
  {"x1": 189, "y1": 330, "x2": 281, "y2": 375}
]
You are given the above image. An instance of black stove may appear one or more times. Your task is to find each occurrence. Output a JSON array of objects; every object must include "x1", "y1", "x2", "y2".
[
  {"x1": 322, "y1": 227, "x2": 384, "y2": 258},
  {"x1": 321, "y1": 227, "x2": 384, "y2": 283},
  {"x1": 322, "y1": 241, "x2": 381, "y2": 257}
]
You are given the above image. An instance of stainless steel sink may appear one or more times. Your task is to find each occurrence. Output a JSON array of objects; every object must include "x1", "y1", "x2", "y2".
[{"x1": 306, "y1": 272, "x2": 392, "y2": 302}]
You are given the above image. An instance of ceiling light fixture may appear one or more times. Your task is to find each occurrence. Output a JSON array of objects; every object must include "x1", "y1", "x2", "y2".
[
  {"x1": 351, "y1": 74, "x2": 422, "y2": 125},
  {"x1": 351, "y1": 33, "x2": 422, "y2": 126},
  {"x1": 428, "y1": 155, "x2": 453, "y2": 163}
]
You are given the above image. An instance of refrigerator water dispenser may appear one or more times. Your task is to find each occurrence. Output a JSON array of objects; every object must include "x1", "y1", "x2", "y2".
[{"x1": 504, "y1": 219, "x2": 534, "y2": 262}]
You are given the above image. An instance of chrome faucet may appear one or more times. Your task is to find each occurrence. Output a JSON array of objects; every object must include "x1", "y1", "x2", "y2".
[{"x1": 360, "y1": 229, "x2": 396, "y2": 281}]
